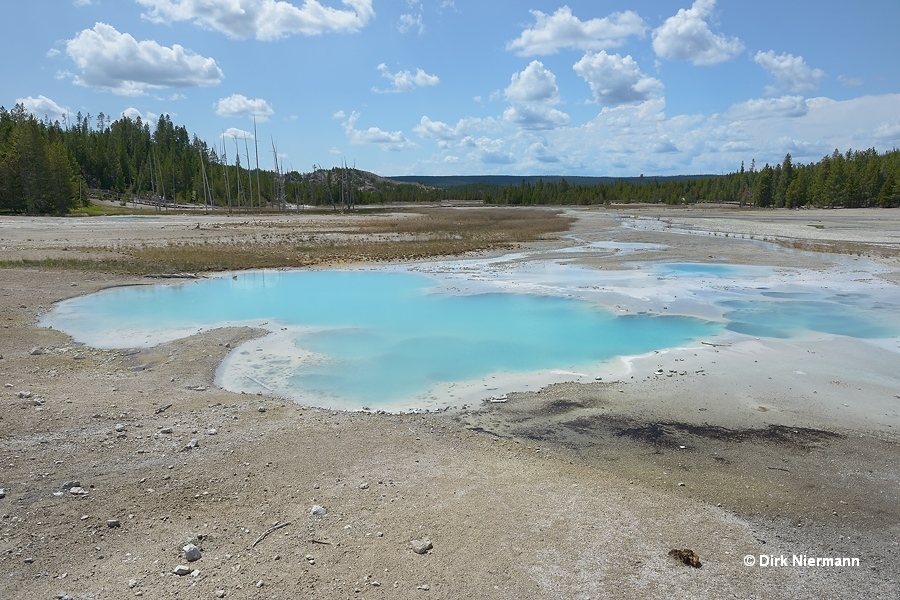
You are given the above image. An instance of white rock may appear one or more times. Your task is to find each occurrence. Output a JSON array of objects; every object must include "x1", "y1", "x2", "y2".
[
  {"x1": 410, "y1": 538, "x2": 433, "y2": 555},
  {"x1": 310, "y1": 505, "x2": 327, "y2": 516},
  {"x1": 173, "y1": 565, "x2": 191, "y2": 576},
  {"x1": 183, "y1": 543, "x2": 201, "y2": 562}
]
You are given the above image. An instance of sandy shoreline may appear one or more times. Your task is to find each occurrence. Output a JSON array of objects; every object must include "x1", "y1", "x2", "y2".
[{"x1": 1, "y1": 206, "x2": 898, "y2": 598}]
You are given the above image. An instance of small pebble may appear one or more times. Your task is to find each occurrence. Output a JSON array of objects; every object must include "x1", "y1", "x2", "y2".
[
  {"x1": 410, "y1": 538, "x2": 433, "y2": 555},
  {"x1": 183, "y1": 543, "x2": 202, "y2": 562}
]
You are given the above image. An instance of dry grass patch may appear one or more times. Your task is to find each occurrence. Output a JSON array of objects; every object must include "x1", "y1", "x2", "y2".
[{"x1": 1, "y1": 207, "x2": 573, "y2": 274}]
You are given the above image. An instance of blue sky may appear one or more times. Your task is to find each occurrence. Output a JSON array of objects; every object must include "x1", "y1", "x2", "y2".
[{"x1": 4, "y1": 1, "x2": 900, "y2": 177}]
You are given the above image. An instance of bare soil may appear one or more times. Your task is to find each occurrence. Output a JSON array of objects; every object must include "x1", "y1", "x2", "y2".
[{"x1": 1, "y1": 205, "x2": 898, "y2": 599}]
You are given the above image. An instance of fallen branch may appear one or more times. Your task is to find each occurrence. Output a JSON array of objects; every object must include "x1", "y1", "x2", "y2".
[
  {"x1": 251, "y1": 521, "x2": 291, "y2": 548},
  {"x1": 154, "y1": 403, "x2": 173, "y2": 414},
  {"x1": 766, "y1": 466, "x2": 790, "y2": 472},
  {"x1": 246, "y1": 375, "x2": 273, "y2": 391}
]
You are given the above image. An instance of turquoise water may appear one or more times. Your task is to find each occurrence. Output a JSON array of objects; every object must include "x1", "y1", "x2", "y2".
[
  {"x1": 45, "y1": 270, "x2": 719, "y2": 408},
  {"x1": 722, "y1": 293, "x2": 900, "y2": 339},
  {"x1": 45, "y1": 265, "x2": 900, "y2": 410}
]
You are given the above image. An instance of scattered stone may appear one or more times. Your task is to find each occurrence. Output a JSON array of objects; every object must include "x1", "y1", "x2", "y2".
[
  {"x1": 359, "y1": 482, "x2": 369, "y2": 490},
  {"x1": 160, "y1": 427, "x2": 173, "y2": 434},
  {"x1": 416, "y1": 584, "x2": 431, "y2": 591},
  {"x1": 29, "y1": 347, "x2": 46, "y2": 356},
  {"x1": 23, "y1": 557, "x2": 34, "y2": 564},
  {"x1": 173, "y1": 565, "x2": 192, "y2": 576},
  {"x1": 207, "y1": 428, "x2": 217, "y2": 436},
  {"x1": 115, "y1": 424, "x2": 126, "y2": 433},
  {"x1": 68, "y1": 487, "x2": 88, "y2": 496},
  {"x1": 107, "y1": 519, "x2": 121, "y2": 528},
  {"x1": 668, "y1": 548, "x2": 702, "y2": 568},
  {"x1": 310, "y1": 505, "x2": 327, "y2": 516},
  {"x1": 258, "y1": 406, "x2": 267, "y2": 413},
  {"x1": 183, "y1": 543, "x2": 202, "y2": 562},
  {"x1": 0, "y1": 488, "x2": 5, "y2": 499},
  {"x1": 410, "y1": 538, "x2": 433, "y2": 555},
  {"x1": 128, "y1": 579, "x2": 138, "y2": 588},
  {"x1": 215, "y1": 591, "x2": 226, "y2": 598},
  {"x1": 181, "y1": 439, "x2": 199, "y2": 452},
  {"x1": 61, "y1": 480, "x2": 81, "y2": 491},
  {"x1": 16, "y1": 390, "x2": 32, "y2": 399}
]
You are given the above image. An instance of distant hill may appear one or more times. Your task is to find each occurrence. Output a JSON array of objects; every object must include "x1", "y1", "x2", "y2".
[{"x1": 385, "y1": 174, "x2": 716, "y2": 188}]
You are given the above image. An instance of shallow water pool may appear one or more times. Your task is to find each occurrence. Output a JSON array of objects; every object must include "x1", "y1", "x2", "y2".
[{"x1": 43, "y1": 269, "x2": 719, "y2": 410}]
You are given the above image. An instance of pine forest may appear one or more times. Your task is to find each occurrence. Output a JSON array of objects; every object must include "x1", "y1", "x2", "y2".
[{"x1": 1, "y1": 103, "x2": 899, "y2": 215}]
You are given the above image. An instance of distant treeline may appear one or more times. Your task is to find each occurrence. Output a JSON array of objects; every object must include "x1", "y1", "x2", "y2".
[
  {"x1": 0, "y1": 103, "x2": 459, "y2": 214},
  {"x1": 1, "y1": 102, "x2": 898, "y2": 214},
  {"x1": 477, "y1": 149, "x2": 900, "y2": 208}
]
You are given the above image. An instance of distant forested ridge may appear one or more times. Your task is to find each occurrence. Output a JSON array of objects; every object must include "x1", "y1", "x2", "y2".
[
  {"x1": 1, "y1": 103, "x2": 898, "y2": 214},
  {"x1": 470, "y1": 151, "x2": 900, "y2": 208}
]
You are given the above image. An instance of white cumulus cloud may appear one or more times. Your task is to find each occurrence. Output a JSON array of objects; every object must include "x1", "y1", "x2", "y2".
[
  {"x1": 342, "y1": 111, "x2": 415, "y2": 151},
  {"x1": 414, "y1": 116, "x2": 462, "y2": 142},
  {"x1": 727, "y1": 95, "x2": 809, "y2": 121},
  {"x1": 507, "y1": 7, "x2": 646, "y2": 56},
  {"x1": 222, "y1": 127, "x2": 255, "y2": 141},
  {"x1": 503, "y1": 61, "x2": 569, "y2": 130},
  {"x1": 16, "y1": 95, "x2": 69, "y2": 122},
  {"x1": 65, "y1": 22, "x2": 223, "y2": 96},
  {"x1": 754, "y1": 51, "x2": 827, "y2": 94},
  {"x1": 505, "y1": 60, "x2": 560, "y2": 104},
  {"x1": 652, "y1": 0, "x2": 744, "y2": 66},
  {"x1": 573, "y1": 51, "x2": 663, "y2": 106},
  {"x1": 215, "y1": 94, "x2": 275, "y2": 120},
  {"x1": 374, "y1": 64, "x2": 439, "y2": 93},
  {"x1": 137, "y1": 0, "x2": 374, "y2": 40}
]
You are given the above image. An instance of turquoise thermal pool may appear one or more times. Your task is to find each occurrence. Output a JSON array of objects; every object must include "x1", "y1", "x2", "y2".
[
  {"x1": 41, "y1": 261, "x2": 900, "y2": 411},
  {"x1": 42, "y1": 269, "x2": 717, "y2": 410}
]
